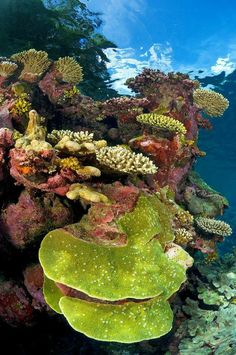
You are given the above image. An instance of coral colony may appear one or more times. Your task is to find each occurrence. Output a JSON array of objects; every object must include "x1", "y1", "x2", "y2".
[{"x1": 0, "y1": 49, "x2": 232, "y2": 345}]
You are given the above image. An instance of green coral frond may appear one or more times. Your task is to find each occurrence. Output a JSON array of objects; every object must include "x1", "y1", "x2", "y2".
[
  {"x1": 11, "y1": 49, "x2": 51, "y2": 80},
  {"x1": 136, "y1": 113, "x2": 187, "y2": 135}
]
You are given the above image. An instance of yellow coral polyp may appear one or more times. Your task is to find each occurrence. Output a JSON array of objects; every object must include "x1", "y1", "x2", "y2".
[
  {"x1": 11, "y1": 93, "x2": 32, "y2": 116},
  {"x1": 174, "y1": 228, "x2": 193, "y2": 246},
  {"x1": 175, "y1": 209, "x2": 194, "y2": 226},
  {"x1": 193, "y1": 88, "x2": 229, "y2": 117},
  {"x1": 63, "y1": 85, "x2": 80, "y2": 100},
  {"x1": 11, "y1": 49, "x2": 51, "y2": 81},
  {"x1": 0, "y1": 61, "x2": 18, "y2": 78},
  {"x1": 136, "y1": 113, "x2": 187, "y2": 135},
  {"x1": 57, "y1": 157, "x2": 81, "y2": 171},
  {"x1": 55, "y1": 57, "x2": 83, "y2": 84}
]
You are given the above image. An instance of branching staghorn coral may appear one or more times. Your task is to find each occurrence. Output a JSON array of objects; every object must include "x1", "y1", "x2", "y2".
[
  {"x1": 55, "y1": 57, "x2": 83, "y2": 84},
  {"x1": 193, "y1": 88, "x2": 229, "y2": 117},
  {"x1": 11, "y1": 49, "x2": 51, "y2": 82},
  {"x1": 136, "y1": 113, "x2": 187, "y2": 135},
  {"x1": 0, "y1": 61, "x2": 18, "y2": 78},
  {"x1": 95, "y1": 146, "x2": 158, "y2": 175},
  {"x1": 47, "y1": 129, "x2": 94, "y2": 145},
  {"x1": 195, "y1": 217, "x2": 232, "y2": 237}
]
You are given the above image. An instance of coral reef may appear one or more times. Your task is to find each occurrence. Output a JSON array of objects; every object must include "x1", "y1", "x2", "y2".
[{"x1": 0, "y1": 48, "x2": 232, "y2": 347}]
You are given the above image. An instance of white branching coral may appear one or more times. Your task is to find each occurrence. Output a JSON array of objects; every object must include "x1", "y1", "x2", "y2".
[
  {"x1": 195, "y1": 217, "x2": 232, "y2": 237},
  {"x1": 95, "y1": 146, "x2": 158, "y2": 175},
  {"x1": 47, "y1": 129, "x2": 94, "y2": 145},
  {"x1": 55, "y1": 57, "x2": 83, "y2": 84},
  {"x1": 193, "y1": 88, "x2": 229, "y2": 117},
  {"x1": 137, "y1": 113, "x2": 187, "y2": 135},
  {"x1": 0, "y1": 61, "x2": 18, "y2": 78},
  {"x1": 11, "y1": 49, "x2": 51, "y2": 82}
]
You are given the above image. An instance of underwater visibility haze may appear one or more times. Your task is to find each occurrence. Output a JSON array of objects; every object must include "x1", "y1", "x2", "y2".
[{"x1": 0, "y1": 0, "x2": 236, "y2": 354}]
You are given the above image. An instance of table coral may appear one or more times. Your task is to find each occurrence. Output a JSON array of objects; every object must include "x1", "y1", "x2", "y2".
[
  {"x1": 137, "y1": 113, "x2": 187, "y2": 135},
  {"x1": 195, "y1": 217, "x2": 232, "y2": 237},
  {"x1": 193, "y1": 88, "x2": 229, "y2": 117}
]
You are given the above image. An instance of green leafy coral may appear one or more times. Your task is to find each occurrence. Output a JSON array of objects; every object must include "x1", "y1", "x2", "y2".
[
  {"x1": 55, "y1": 56, "x2": 83, "y2": 84},
  {"x1": 177, "y1": 251, "x2": 236, "y2": 354},
  {"x1": 11, "y1": 49, "x2": 51, "y2": 82},
  {"x1": 136, "y1": 113, "x2": 187, "y2": 135},
  {"x1": 39, "y1": 194, "x2": 192, "y2": 343}
]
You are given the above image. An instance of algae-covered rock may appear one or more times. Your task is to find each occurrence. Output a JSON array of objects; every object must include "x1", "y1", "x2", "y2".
[{"x1": 39, "y1": 194, "x2": 192, "y2": 343}]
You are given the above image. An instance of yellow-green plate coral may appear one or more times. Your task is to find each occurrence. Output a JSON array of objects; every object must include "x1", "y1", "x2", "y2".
[{"x1": 39, "y1": 194, "x2": 190, "y2": 342}]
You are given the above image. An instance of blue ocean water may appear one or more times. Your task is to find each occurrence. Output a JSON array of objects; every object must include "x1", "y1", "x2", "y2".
[{"x1": 197, "y1": 71, "x2": 236, "y2": 253}]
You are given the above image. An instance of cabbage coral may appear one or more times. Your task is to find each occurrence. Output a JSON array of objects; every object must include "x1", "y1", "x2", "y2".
[
  {"x1": 39, "y1": 194, "x2": 192, "y2": 342},
  {"x1": 136, "y1": 113, "x2": 187, "y2": 135},
  {"x1": 11, "y1": 49, "x2": 51, "y2": 82},
  {"x1": 195, "y1": 217, "x2": 232, "y2": 237},
  {"x1": 55, "y1": 57, "x2": 83, "y2": 84},
  {"x1": 95, "y1": 146, "x2": 158, "y2": 175},
  {"x1": 193, "y1": 88, "x2": 229, "y2": 117},
  {"x1": 0, "y1": 61, "x2": 18, "y2": 78}
]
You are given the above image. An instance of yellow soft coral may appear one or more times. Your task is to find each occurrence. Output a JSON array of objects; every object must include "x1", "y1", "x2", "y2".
[
  {"x1": 55, "y1": 57, "x2": 83, "y2": 84},
  {"x1": 11, "y1": 49, "x2": 51, "y2": 82},
  {"x1": 193, "y1": 88, "x2": 229, "y2": 117},
  {"x1": 136, "y1": 113, "x2": 187, "y2": 135},
  {"x1": 11, "y1": 93, "x2": 32, "y2": 116}
]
